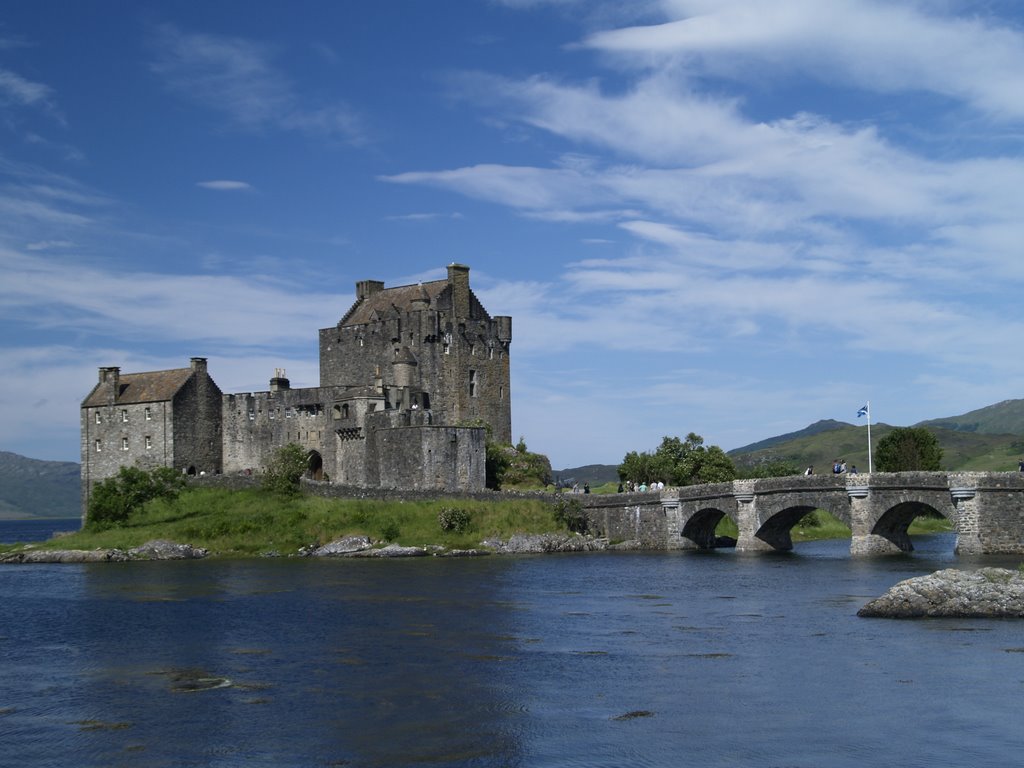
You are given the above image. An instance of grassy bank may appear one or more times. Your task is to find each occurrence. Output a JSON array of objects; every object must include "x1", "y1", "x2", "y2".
[{"x1": 12, "y1": 488, "x2": 566, "y2": 557}]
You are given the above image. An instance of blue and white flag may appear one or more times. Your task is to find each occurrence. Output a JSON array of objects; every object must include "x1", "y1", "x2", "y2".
[{"x1": 857, "y1": 405, "x2": 869, "y2": 418}]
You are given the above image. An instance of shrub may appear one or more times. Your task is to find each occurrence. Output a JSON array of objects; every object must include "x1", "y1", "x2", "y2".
[
  {"x1": 552, "y1": 496, "x2": 587, "y2": 534},
  {"x1": 261, "y1": 443, "x2": 308, "y2": 496},
  {"x1": 438, "y1": 507, "x2": 472, "y2": 533},
  {"x1": 88, "y1": 465, "x2": 187, "y2": 530},
  {"x1": 378, "y1": 519, "x2": 401, "y2": 542}
]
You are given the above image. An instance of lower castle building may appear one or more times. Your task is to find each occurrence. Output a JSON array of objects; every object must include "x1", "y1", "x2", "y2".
[{"x1": 80, "y1": 264, "x2": 511, "y2": 513}]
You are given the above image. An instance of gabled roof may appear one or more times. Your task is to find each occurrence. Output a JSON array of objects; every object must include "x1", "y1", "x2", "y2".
[
  {"x1": 82, "y1": 368, "x2": 194, "y2": 408},
  {"x1": 339, "y1": 279, "x2": 448, "y2": 327}
]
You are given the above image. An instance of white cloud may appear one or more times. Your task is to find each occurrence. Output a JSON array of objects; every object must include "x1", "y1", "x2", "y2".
[
  {"x1": 0, "y1": 247, "x2": 348, "y2": 348},
  {"x1": 0, "y1": 67, "x2": 52, "y2": 106},
  {"x1": 196, "y1": 180, "x2": 252, "y2": 191},
  {"x1": 586, "y1": 0, "x2": 1024, "y2": 120},
  {"x1": 151, "y1": 24, "x2": 365, "y2": 142}
]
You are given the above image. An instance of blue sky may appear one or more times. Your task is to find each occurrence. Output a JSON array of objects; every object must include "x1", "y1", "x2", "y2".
[{"x1": 3, "y1": 1, "x2": 1024, "y2": 469}]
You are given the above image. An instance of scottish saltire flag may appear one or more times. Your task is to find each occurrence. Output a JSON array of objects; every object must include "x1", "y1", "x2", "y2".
[{"x1": 857, "y1": 405, "x2": 869, "y2": 418}]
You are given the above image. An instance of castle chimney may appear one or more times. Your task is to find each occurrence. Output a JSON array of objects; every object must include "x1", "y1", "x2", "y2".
[
  {"x1": 190, "y1": 357, "x2": 207, "y2": 374},
  {"x1": 98, "y1": 366, "x2": 120, "y2": 402},
  {"x1": 447, "y1": 263, "x2": 470, "y2": 319},
  {"x1": 270, "y1": 367, "x2": 290, "y2": 392},
  {"x1": 356, "y1": 280, "x2": 385, "y2": 300}
]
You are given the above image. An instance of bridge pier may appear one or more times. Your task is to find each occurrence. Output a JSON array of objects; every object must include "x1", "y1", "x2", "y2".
[
  {"x1": 656, "y1": 472, "x2": 1024, "y2": 556},
  {"x1": 949, "y1": 477, "x2": 984, "y2": 555},
  {"x1": 734, "y1": 489, "x2": 780, "y2": 552}
]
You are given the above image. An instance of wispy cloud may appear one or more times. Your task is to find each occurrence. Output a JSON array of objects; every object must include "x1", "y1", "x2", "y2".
[
  {"x1": 585, "y1": 0, "x2": 1024, "y2": 121},
  {"x1": 150, "y1": 24, "x2": 365, "y2": 143},
  {"x1": 382, "y1": 212, "x2": 464, "y2": 222},
  {"x1": 196, "y1": 179, "x2": 252, "y2": 191}
]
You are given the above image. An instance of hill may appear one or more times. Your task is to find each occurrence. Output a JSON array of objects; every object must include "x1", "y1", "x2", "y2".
[
  {"x1": 729, "y1": 419, "x2": 851, "y2": 455},
  {"x1": 729, "y1": 422, "x2": 1024, "y2": 475},
  {"x1": 0, "y1": 452, "x2": 81, "y2": 519},
  {"x1": 563, "y1": 400, "x2": 1024, "y2": 480},
  {"x1": 917, "y1": 399, "x2": 1024, "y2": 436}
]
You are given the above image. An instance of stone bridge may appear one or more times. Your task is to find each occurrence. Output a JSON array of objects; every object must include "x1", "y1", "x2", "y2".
[{"x1": 579, "y1": 472, "x2": 1024, "y2": 555}]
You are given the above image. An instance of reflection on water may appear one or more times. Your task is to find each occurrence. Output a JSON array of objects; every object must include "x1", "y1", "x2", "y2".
[{"x1": 2, "y1": 534, "x2": 1024, "y2": 767}]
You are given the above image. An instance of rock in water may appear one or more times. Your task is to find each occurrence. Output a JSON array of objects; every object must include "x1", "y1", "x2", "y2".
[{"x1": 858, "y1": 568, "x2": 1024, "y2": 618}]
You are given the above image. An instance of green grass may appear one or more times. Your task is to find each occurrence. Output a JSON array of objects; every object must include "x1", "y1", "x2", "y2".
[{"x1": 22, "y1": 488, "x2": 568, "y2": 557}]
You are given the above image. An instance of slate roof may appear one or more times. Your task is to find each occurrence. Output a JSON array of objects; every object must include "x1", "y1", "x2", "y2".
[
  {"x1": 339, "y1": 279, "x2": 448, "y2": 327},
  {"x1": 82, "y1": 368, "x2": 194, "y2": 408}
]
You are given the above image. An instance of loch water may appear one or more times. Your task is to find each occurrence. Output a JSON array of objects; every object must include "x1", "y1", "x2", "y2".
[{"x1": 2, "y1": 527, "x2": 1023, "y2": 768}]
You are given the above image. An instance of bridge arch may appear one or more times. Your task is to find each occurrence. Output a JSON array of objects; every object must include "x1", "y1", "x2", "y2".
[
  {"x1": 681, "y1": 506, "x2": 735, "y2": 549},
  {"x1": 870, "y1": 500, "x2": 949, "y2": 553}
]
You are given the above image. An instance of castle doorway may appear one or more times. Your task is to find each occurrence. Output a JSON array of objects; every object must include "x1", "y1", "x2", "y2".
[{"x1": 307, "y1": 451, "x2": 324, "y2": 481}]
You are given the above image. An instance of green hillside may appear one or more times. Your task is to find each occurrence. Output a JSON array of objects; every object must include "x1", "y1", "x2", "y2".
[
  {"x1": 917, "y1": 398, "x2": 1024, "y2": 436},
  {"x1": 0, "y1": 452, "x2": 81, "y2": 519},
  {"x1": 729, "y1": 423, "x2": 1024, "y2": 474}
]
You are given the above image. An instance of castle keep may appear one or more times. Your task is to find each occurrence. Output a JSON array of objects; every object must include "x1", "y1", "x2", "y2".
[{"x1": 80, "y1": 264, "x2": 511, "y2": 511}]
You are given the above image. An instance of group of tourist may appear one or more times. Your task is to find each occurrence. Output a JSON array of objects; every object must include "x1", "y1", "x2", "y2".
[
  {"x1": 804, "y1": 462, "x2": 858, "y2": 476},
  {"x1": 617, "y1": 480, "x2": 665, "y2": 493},
  {"x1": 831, "y1": 459, "x2": 858, "y2": 474}
]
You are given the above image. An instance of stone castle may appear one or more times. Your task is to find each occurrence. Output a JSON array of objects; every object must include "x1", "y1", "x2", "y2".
[{"x1": 80, "y1": 264, "x2": 511, "y2": 511}]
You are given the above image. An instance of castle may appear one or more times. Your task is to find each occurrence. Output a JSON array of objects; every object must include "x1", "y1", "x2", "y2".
[{"x1": 80, "y1": 264, "x2": 511, "y2": 512}]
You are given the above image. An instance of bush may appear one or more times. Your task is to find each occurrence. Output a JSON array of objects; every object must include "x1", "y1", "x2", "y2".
[
  {"x1": 378, "y1": 519, "x2": 401, "y2": 542},
  {"x1": 552, "y1": 496, "x2": 587, "y2": 534},
  {"x1": 438, "y1": 507, "x2": 472, "y2": 533},
  {"x1": 88, "y1": 465, "x2": 187, "y2": 530},
  {"x1": 261, "y1": 443, "x2": 308, "y2": 496}
]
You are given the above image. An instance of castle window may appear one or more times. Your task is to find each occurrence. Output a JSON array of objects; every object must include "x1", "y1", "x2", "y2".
[
  {"x1": 145, "y1": 407, "x2": 151, "y2": 420},
  {"x1": 469, "y1": 370, "x2": 477, "y2": 397},
  {"x1": 489, "y1": 346, "x2": 494, "y2": 360},
  {"x1": 145, "y1": 436, "x2": 152, "y2": 450},
  {"x1": 499, "y1": 386, "x2": 504, "y2": 401},
  {"x1": 121, "y1": 409, "x2": 128, "y2": 423},
  {"x1": 121, "y1": 437, "x2": 129, "y2": 451},
  {"x1": 470, "y1": 345, "x2": 475, "y2": 357},
  {"x1": 95, "y1": 412, "x2": 101, "y2": 424},
  {"x1": 95, "y1": 439, "x2": 102, "y2": 452},
  {"x1": 248, "y1": 410, "x2": 255, "y2": 421},
  {"x1": 269, "y1": 410, "x2": 275, "y2": 420}
]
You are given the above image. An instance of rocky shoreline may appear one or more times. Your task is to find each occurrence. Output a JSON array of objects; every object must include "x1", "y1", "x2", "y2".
[
  {"x1": 1, "y1": 532, "x2": 643, "y2": 563},
  {"x1": 858, "y1": 567, "x2": 1024, "y2": 618}
]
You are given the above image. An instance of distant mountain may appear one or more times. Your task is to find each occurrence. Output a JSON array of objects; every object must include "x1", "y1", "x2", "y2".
[
  {"x1": 0, "y1": 452, "x2": 81, "y2": 519},
  {"x1": 728, "y1": 419, "x2": 851, "y2": 455},
  {"x1": 916, "y1": 399, "x2": 1024, "y2": 436},
  {"x1": 554, "y1": 463, "x2": 620, "y2": 485},
  {"x1": 566, "y1": 400, "x2": 1024, "y2": 480},
  {"x1": 729, "y1": 419, "x2": 1024, "y2": 475}
]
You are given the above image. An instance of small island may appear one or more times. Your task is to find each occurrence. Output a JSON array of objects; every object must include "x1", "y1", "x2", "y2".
[{"x1": 859, "y1": 568, "x2": 1024, "y2": 618}]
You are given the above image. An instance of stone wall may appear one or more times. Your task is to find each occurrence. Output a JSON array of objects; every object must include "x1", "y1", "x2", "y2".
[
  {"x1": 222, "y1": 386, "x2": 341, "y2": 475},
  {"x1": 171, "y1": 368, "x2": 223, "y2": 475},
  {"x1": 576, "y1": 493, "x2": 667, "y2": 545}
]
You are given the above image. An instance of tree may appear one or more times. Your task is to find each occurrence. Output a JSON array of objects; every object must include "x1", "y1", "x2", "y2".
[
  {"x1": 618, "y1": 433, "x2": 737, "y2": 486},
  {"x1": 87, "y1": 465, "x2": 187, "y2": 529},
  {"x1": 874, "y1": 427, "x2": 943, "y2": 472},
  {"x1": 741, "y1": 460, "x2": 801, "y2": 479},
  {"x1": 261, "y1": 443, "x2": 309, "y2": 495}
]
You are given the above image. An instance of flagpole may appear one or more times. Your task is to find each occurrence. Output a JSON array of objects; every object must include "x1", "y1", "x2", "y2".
[{"x1": 866, "y1": 401, "x2": 873, "y2": 473}]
